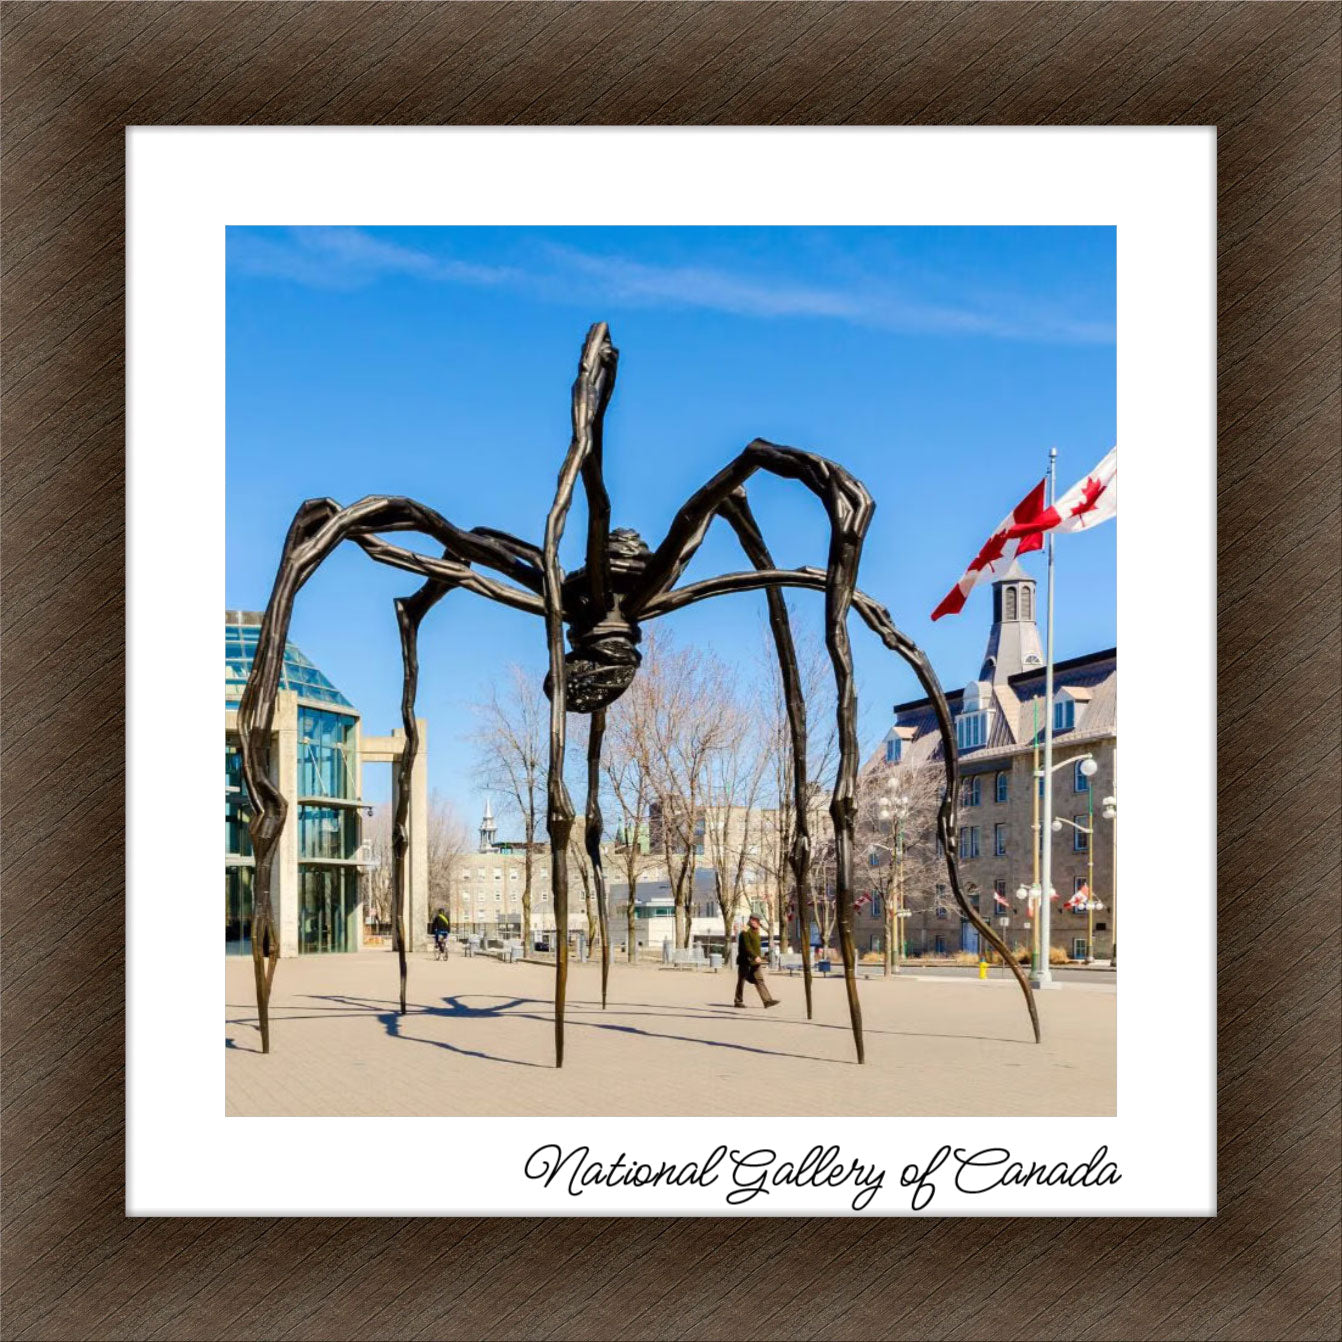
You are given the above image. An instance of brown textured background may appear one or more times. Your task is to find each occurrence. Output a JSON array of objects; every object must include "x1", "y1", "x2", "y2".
[{"x1": 2, "y1": 3, "x2": 1338, "y2": 1338}]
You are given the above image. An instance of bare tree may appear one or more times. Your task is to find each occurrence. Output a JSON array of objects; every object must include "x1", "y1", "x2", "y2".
[
  {"x1": 702, "y1": 685, "x2": 771, "y2": 964},
  {"x1": 360, "y1": 792, "x2": 468, "y2": 937},
  {"x1": 361, "y1": 803, "x2": 393, "y2": 936},
  {"x1": 641, "y1": 641, "x2": 737, "y2": 948},
  {"x1": 756, "y1": 618, "x2": 838, "y2": 957},
  {"x1": 855, "y1": 756, "x2": 943, "y2": 974},
  {"x1": 471, "y1": 664, "x2": 546, "y2": 949},
  {"x1": 426, "y1": 792, "x2": 470, "y2": 930},
  {"x1": 604, "y1": 637, "x2": 661, "y2": 963}
]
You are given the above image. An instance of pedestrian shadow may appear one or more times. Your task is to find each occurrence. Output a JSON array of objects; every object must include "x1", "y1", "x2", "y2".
[{"x1": 225, "y1": 1035, "x2": 262, "y2": 1053}]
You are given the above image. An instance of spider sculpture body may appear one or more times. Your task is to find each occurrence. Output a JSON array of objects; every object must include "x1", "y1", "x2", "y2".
[{"x1": 238, "y1": 323, "x2": 1040, "y2": 1067}]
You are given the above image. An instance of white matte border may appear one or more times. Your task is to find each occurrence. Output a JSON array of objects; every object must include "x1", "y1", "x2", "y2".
[{"x1": 127, "y1": 126, "x2": 1215, "y2": 1216}]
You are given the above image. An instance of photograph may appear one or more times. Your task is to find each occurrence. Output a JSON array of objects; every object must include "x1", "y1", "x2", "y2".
[{"x1": 222, "y1": 223, "x2": 1119, "y2": 1120}]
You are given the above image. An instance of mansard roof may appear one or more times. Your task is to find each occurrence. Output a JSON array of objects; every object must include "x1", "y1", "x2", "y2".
[{"x1": 882, "y1": 647, "x2": 1117, "y2": 769}]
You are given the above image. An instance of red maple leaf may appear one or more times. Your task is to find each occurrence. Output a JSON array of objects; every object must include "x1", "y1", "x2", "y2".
[
  {"x1": 1069, "y1": 475, "x2": 1107, "y2": 518},
  {"x1": 967, "y1": 529, "x2": 1009, "y2": 573}
]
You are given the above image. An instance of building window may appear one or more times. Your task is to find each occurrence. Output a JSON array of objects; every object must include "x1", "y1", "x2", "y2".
[
  {"x1": 962, "y1": 775, "x2": 982, "y2": 807},
  {"x1": 993, "y1": 878, "x2": 1007, "y2": 900},
  {"x1": 1054, "y1": 698, "x2": 1076, "y2": 732},
  {"x1": 956, "y1": 710, "x2": 991, "y2": 751},
  {"x1": 1073, "y1": 937, "x2": 1088, "y2": 960},
  {"x1": 1021, "y1": 586, "x2": 1033, "y2": 621},
  {"x1": 871, "y1": 896, "x2": 883, "y2": 919},
  {"x1": 959, "y1": 826, "x2": 980, "y2": 860},
  {"x1": 297, "y1": 867, "x2": 359, "y2": 954},
  {"x1": 1074, "y1": 876, "x2": 1088, "y2": 894},
  {"x1": 995, "y1": 771, "x2": 1009, "y2": 804},
  {"x1": 1005, "y1": 586, "x2": 1018, "y2": 620},
  {"x1": 994, "y1": 823, "x2": 1007, "y2": 856},
  {"x1": 934, "y1": 934, "x2": 946, "y2": 955},
  {"x1": 885, "y1": 736, "x2": 901, "y2": 764},
  {"x1": 298, "y1": 804, "x2": 358, "y2": 861},
  {"x1": 970, "y1": 892, "x2": 980, "y2": 911},
  {"x1": 297, "y1": 708, "x2": 357, "y2": 799},
  {"x1": 1074, "y1": 760, "x2": 1091, "y2": 792},
  {"x1": 1073, "y1": 817, "x2": 1089, "y2": 852}
]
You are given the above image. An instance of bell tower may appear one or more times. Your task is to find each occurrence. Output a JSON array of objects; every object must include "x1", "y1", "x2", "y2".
[
  {"x1": 979, "y1": 559, "x2": 1044, "y2": 682},
  {"x1": 478, "y1": 796, "x2": 497, "y2": 853}
]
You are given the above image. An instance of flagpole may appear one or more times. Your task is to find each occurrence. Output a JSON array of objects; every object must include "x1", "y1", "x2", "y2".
[{"x1": 1032, "y1": 447, "x2": 1059, "y2": 991}]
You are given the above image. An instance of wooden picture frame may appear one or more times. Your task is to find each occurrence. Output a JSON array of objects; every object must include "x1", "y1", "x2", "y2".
[{"x1": 2, "y1": 4, "x2": 1337, "y2": 1337}]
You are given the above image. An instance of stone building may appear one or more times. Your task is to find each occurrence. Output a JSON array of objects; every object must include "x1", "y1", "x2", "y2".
[
  {"x1": 863, "y1": 562, "x2": 1117, "y2": 961},
  {"x1": 451, "y1": 799, "x2": 589, "y2": 943}
]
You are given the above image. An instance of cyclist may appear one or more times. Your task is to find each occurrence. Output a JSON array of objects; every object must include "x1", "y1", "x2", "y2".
[{"x1": 431, "y1": 907, "x2": 451, "y2": 957}]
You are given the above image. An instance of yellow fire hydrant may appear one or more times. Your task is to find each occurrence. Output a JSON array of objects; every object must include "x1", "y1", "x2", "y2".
[{"x1": 978, "y1": 960, "x2": 989, "y2": 980}]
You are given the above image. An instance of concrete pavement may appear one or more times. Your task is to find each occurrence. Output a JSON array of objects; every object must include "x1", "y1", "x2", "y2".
[{"x1": 225, "y1": 950, "x2": 1116, "y2": 1118}]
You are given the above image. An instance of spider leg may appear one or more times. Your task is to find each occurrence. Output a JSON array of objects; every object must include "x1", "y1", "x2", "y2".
[
  {"x1": 640, "y1": 560, "x2": 1042, "y2": 1044},
  {"x1": 629, "y1": 445, "x2": 874, "y2": 1063},
  {"x1": 851, "y1": 592, "x2": 1041, "y2": 1044},
  {"x1": 238, "y1": 496, "x2": 539, "y2": 1054},
  {"x1": 541, "y1": 323, "x2": 618, "y2": 1067},
  {"x1": 391, "y1": 577, "x2": 455, "y2": 1017},
  {"x1": 586, "y1": 708, "x2": 611, "y2": 1009},
  {"x1": 718, "y1": 493, "x2": 816, "y2": 1021}
]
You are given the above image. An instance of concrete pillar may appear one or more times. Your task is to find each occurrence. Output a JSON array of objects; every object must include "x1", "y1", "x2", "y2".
[{"x1": 275, "y1": 691, "x2": 300, "y2": 957}]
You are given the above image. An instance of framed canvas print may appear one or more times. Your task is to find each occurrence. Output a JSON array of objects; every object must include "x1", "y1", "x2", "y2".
[
  {"x1": 126, "y1": 124, "x2": 1207, "y2": 1220},
  {"x1": 3, "y1": 4, "x2": 1338, "y2": 1338}
]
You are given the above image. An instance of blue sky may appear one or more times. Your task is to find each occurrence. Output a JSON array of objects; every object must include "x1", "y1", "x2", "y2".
[{"x1": 227, "y1": 225, "x2": 1116, "y2": 818}]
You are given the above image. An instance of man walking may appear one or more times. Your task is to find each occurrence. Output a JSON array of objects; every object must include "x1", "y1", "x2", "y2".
[{"x1": 734, "y1": 914, "x2": 780, "y2": 1009}]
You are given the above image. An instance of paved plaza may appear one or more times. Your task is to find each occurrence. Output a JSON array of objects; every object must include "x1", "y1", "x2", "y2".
[{"x1": 225, "y1": 951, "x2": 1115, "y2": 1117}]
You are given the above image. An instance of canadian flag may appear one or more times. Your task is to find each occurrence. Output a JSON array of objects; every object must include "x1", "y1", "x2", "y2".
[
  {"x1": 933, "y1": 448, "x2": 1118, "y2": 621},
  {"x1": 1008, "y1": 447, "x2": 1117, "y2": 541},
  {"x1": 993, "y1": 891, "x2": 1011, "y2": 910},
  {"x1": 932, "y1": 478, "x2": 1047, "y2": 620}
]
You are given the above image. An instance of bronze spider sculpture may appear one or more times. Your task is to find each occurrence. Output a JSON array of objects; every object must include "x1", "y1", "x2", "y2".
[{"x1": 238, "y1": 322, "x2": 1040, "y2": 1066}]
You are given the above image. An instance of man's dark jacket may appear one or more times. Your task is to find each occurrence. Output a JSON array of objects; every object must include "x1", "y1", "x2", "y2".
[{"x1": 736, "y1": 927, "x2": 762, "y2": 978}]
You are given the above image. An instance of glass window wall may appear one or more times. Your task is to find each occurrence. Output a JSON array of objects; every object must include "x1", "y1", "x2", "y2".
[
  {"x1": 299, "y1": 804, "x2": 359, "y2": 861},
  {"x1": 298, "y1": 708, "x2": 357, "y2": 799},
  {"x1": 299, "y1": 866, "x2": 361, "y2": 954},
  {"x1": 226, "y1": 865, "x2": 254, "y2": 956}
]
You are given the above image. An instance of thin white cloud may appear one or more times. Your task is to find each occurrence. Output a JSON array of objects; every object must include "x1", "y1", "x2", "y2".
[
  {"x1": 229, "y1": 227, "x2": 520, "y2": 290},
  {"x1": 228, "y1": 227, "x2": 1113, "y2": 344}
]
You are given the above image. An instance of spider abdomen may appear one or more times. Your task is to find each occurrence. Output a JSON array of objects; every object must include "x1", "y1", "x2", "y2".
[{"x1": 550, "y1": 623, "x2": 642, "y2": 713}]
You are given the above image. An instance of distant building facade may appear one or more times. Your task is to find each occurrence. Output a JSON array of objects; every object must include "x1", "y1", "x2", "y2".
[
  {"x1": 866, "y1": 563, "x2": 1117, "y2": 960},
  {"x1": 224, "y1": 610, "x2": 428, "y2": 957},
  {"x1": 452, "y1": 799, "x2": 587, "y2": 942}
]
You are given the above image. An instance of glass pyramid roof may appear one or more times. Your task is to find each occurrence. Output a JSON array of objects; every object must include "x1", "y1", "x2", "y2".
[{"x1": 225, "y1": 613, "x2": 353, "y2": 708}]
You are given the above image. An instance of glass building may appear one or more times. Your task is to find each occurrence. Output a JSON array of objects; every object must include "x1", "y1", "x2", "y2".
[{"x1": 225, "y1": 611, "x2": 365, "y2": 956}]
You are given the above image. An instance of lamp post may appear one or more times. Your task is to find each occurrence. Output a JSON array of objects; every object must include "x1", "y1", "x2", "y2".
[
  {"x1": 1017, "y1": 881, "x2": 1041, "y2": 968},
  {"x1": 1033, "y1": 751, "x2": 1097, "y2": 985},
  {"x1": 1050, "y1": 767, "x2": 1116, "y2": 965},
  {"x1": 1101, "y1": 791, "x2": 1117, "y2": 964}
]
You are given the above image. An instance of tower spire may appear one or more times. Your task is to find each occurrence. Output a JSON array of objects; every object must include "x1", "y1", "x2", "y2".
[
  {"x1": 479, "y1": 795, "x2": 497, "y2": 852},
  {"x1": 979, "y1": 558, "x2": 1044, "y2": 682}
]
